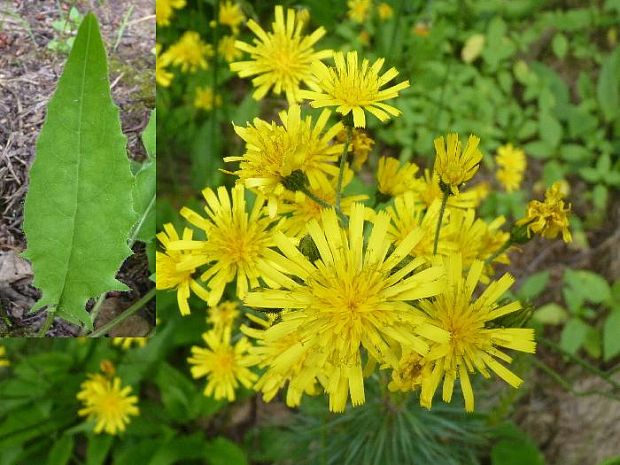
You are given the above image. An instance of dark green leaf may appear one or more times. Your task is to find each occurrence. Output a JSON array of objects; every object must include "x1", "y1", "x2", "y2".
[
  {"x1": 46, "y1": 435, "x2": 74, "y2": 465},
  {"x1": 560, "y1": 318, "x2": 589, "y2": 355}
]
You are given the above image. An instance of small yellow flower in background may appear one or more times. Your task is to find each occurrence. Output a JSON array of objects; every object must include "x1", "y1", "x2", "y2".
[
  {"x1": 218, "y1": 0, "x2": 245, "y2": 34},
  {"x1": 156, "y1": 224, "x2": 210, "y2": 316},
  {"x1": 208, "y1": 301, "x2": 240, "y2": 333},
  {"x1": 377, "y1": 156, "x2": 420, "y2": 197},
  {"x1": 377, "y1": 2, "x2": 393, "y2": 20},
  {"x1": 194, "y1": 86, "x2": 222, "y2": 111},
  {"x1": 244, "y1": 203, "x2": 448, "y2": 412},
  {"x1": 495, "y1": 143, "x2": 526, "y2": 192},
  {"x1": 77, "y1": 373, "x2": 139, "y2": 435},
  {"x1": 166, "y1": 31, "x2": 213, "y2": 73},
  {"x1": 296, "y1": 8, "x2": 311, "y2": 28},
  {"x1": 112, "y1": 338, "x2": 147, "y2": 350},
  {"x1": 338, "y1": 128, "x2": 374, "y2": 170},
  {"x1": 416, "y1": 254, "x2": 536, "y2": 412},
  {"x1": 167, "y1": 185, "x2": 277, "y2": 307},
  {"x1": 156, "y1": 44, "x2": 174, "y2": 87},
  {"x1": 517, "y1": 181, "x2": 572, "y2": 243},
  {"x1": 156, "y1": 0, "x2": 186, "y2": 26},
  {"x1": 218, "y1": 35, "x2": 242, "y2": 63},
  {"x1": 231, "y1": 5, "x2": 332, "y2": 104},
  {"x1": 300, "y1": 51, "x2": 410, "y2": 128},
  {"x1": 225, "y1": 105, "x2": 343, "y2": 217},
  {"x1": 413, "y1": 22, "x2": 431, "y2": 37},
  {"x1": 188, "y1": 327, "x2": 257, "y2": 401},
  {"x1": 0, "y1": 346, "x2": 9, "y2": 367},
  {"x1": 433, "y1": 133, "x2": 483, "y2": 193},
  {"x1": 347, "y1": 0, "x2": 372, "y2": 23}
]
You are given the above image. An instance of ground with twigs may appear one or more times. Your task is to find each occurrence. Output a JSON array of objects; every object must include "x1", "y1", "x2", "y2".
[{"x1": 0, "y1": 0, "x2": 155, "y2": 336}]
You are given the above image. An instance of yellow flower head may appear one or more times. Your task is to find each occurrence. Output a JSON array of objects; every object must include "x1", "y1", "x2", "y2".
[
  {"x1": 0, "y1": 346, "x2": 9, "y2": 367},
  {"x1": 218, "y1": 35, "x2": 242, "y2": 63},
  {"x1": 230, "y1": 6, "x2": 332, "y2": 104},
  {"x1": 411, "y1": 169, "x2": 485, "y2": 210},
  {"x1": 77, "y1": 374, "x2": 139, "y2": 435},
  {"x1": 300, "y1": 51, "x2": 410, "y2": 128},
  {"x1": 156, "y1": 44, "x2": 174, "y2": 87},
  {"x1": 495, "y1": 143, "x2": 526, "y2": 192},
  {"x1": 377, "y1": 2, "x2": 394, "y2": 20},
  {"x1": 166, "y1": 31, "x2": 213, "y2": 73},
  {"x1": 156, "y1": 0, "x2": 186, "y2": 26},
  {"x1": 347, "y1": 0, "x2": 372, "y2": 22},
  {"x1": 112, "y1": 338, "x2": 147, "y2": 350},
  {"x1": 219, "y1": 0, "x2": 245, "y2": 34},
  {"x1": 377, "y1": 156, "x2": 420, "y2": 197},
  {"x1": 244, "y1": 203, "x2": 448, "y2": 412},
  {"x1": 156, "y1": 224, "x2": 210, "y2": 316},
  {"x1": 517, "y1": 181, "x2": 572, "y2": 243},
  {"x1": 433, "y1": 133, "x2": 483, "y2": 192},
  {"x1": 194, "y1": 86, "x2": 222, "y2": 111},
  {"x1": 188, "y1": 327, "x2": 257, "y2": 401},
  {"x1": 167, "y1": 185, "x2": 278, "y2": 306},
  {"x1": 338, "y1": 128, "x2": 375, "y2": 171},
  {"x1": 225, "y1": 105, "x2": 343, "y2": 217},
  {"x1": 417, "y1": 254, "x2": 536, "y2": 412},
  {"x1": 208, "y1": 301, "x2": 240, "y2": 333}
]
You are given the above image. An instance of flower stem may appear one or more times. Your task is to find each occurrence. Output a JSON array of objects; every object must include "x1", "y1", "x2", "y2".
[
  {"x1": 433, "y1": 189, "x2": 449, "y2": 255},
  {"x1": 335, "y1": 125, "x2": 352, "y2": 212},
  {"x1": 485, "y1": 239, "x2": 512, "y2": 265},
  {"x1": 300, "y1": 186, "x2": 348, "y2": 226},
  {"x1": 37, "y1": 306, "x2": 56, "y2": 337},
  {"x1": 88, "y1": 288, "x2": 156, "y2": 338}
]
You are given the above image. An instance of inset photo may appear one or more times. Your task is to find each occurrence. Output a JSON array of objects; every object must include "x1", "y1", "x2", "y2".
[{"x1": 0, "y1": 0, "x2": 155, "y2": 337}]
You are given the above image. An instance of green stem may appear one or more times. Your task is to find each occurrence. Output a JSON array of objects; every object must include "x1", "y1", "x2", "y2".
[
  {"x1": 89, "y1": 288, "x2": 156, "y2": 338},
  {"x1": 300, "y1": 186, "x2": 348, "y2": 226},
  {"x1": 432, "y1": 189, "x2": 449, "y2": 255},
  {"x1": 37, "y1": 307, "x2": 56, "y2": 337},
  {"x1": 485, "y1": 238, "x2": 512, "y2": 264},
  {"x1": 335, "y1": 125, "x2": 352, "y2": 212},
  {"x1": 539, "y1": 336, "x2": 620, "y2": 391}
]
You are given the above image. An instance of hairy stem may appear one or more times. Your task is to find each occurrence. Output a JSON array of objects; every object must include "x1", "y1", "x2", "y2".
[
  {"x1": 335, "y1": 125, "x2": 352, "y2": 212},
  {"x1": 485, "y1": 238, "x2": 512, "y2": 264},
  {"x1": 433, "y1": 189, "x2": 449, "y2": 255},
  {"x1": 89, "y1": 287, "x2": 156, "y2": 337},
  {"x1": 37, "y1": 307, "x2": 56, "y2": 337}
]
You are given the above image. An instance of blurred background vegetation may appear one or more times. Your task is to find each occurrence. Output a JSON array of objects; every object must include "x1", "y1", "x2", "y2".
[{"x1": 2, "y1": 0, "x2": 620, "y2": 464}]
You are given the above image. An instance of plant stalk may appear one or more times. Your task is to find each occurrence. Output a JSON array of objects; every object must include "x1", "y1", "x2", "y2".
[
  {"x1": 89, "y1": 287, "x2": 156, "y2": 338},
  {"x1": 432, "y1": 189, "x2": 449, "y2": 255}
]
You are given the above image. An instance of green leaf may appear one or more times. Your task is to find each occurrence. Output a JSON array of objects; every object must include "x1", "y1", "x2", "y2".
[
  {"x1": 552, "y1": 33, "x2": 568, "y2": 59},
  {"x1": 539, "y1": 111, "x2": 562, "y2": 148},
  {"x1": 597, "y1": 455, "x2": 620, "y2": 465},
  {"x1": 22, "y1": 14, "x2": 135, "y2": 328},
  {"x1": 46, "y1": 435, "x2": 74, "y2": 465},
  {"x1": 560, "y1": 318, "x2": 589, "y2": 355},
  {"x1": 86, "y1": 434, "x2": 113, "y2": 465},
  {"x1": 518, "y1": 271, "x2": 550, "y2": 300},
  {"x1": 491, "y1": 423, "x2": 545, "y2": 465},
  {"x1": 533, "y1": 303, "x2": 568, "y2": 325},
  {"x1": 564, "y1": 270, "x2": 611, "y2": 304},
  {"x1": 597, "y1": 48, "x2": 620, "y2": 122},
  {"x1": 205, "y1": 437, "x2": 248, "y2": 465},
  {"x1": 131, "y1": 110, "x2": 156, "y2": 244},
  {"x1": 604, "y1": 309, "x2": 620, "y2": 361}
]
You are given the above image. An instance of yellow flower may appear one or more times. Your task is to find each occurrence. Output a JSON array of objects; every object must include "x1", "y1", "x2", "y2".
[
  {"x1": 188, "y1": 327, "x2": 257, "y2": 401},
  {"x1": 156, "y1": 224, "x2": 210, "y2": 316},
  {"x1": 416, "y1": 254, "x2": 536, "y2": 412},
  {"x1": 377, "y1": 2, "x2": 393, "y2": 20},
  {"x1": 156, "y1": 0, "x2": 186, "y2": 26},
  {"x1": 112, "y1": 338, "x2": 147, "y2": 350},
  {"x1": 300, "y1": 51, "x2": 410, "y2": 128},
  {"x1": 376, "y1": 156, "x2": 419, "y2": 197},
  {"x1": 244, "y1": 203, "x2": 448, "y2": 412},
  {"x1": 156, "y1": 44, "x2": 173, "y2": 87},
  {"x1": 166, "y1": 31, "x2": 213, "y2": 73},
  {"x1": 338, "y1": 128, "x2": 374, "y2": 171},
  {"x1": 194, "y1": 86, "x2": 222, "y2": 111},
  {"x1": 77, "y1": 374, "x2": 139, "y2": 435},
  {"x1": 517, "y1": 181, "x2": 572, "y2": 243},
  {"x1": 218, "y1": 35, "x2": 242, "y2": 62},
  {"x1": 347, "y1": 0, "x2": 372, "y2": 22},
  {"x1": 208, "y1": 301, "x2": 240, "y2": 333},
  {"x1": 230, "y1": 6, "x2": 332, "y2": 104},
  {"x1": 0, "y1": 346, "x2": 9, "y2": 367},
  {"x1": 386, "y1": 194, "x2": 453, "y2": 262},
  {"x1": 495, "y1": 143, "x2": 526, "y2": 192},
  {"x1": 225, "y1": 105, "x2": 342, "y2": 217},
  {"x1": 218, "y1": 0, "x2": 245, "y2": 34},
  {"x1": 167, "y1": 185, "x2": 278, "y2": 306},
  {"x1": 411, "y1": 169, "x2": 486, "y2": 209},
  {"x1": 433, "y1": 133, "x2": 483, "y2": 192}
]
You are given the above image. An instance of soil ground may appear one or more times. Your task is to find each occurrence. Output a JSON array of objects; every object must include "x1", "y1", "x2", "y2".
[{"x1": 0, "y1": 0, "x2": 155, "y2": 336}]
